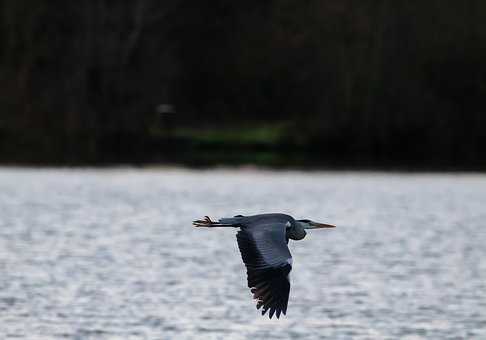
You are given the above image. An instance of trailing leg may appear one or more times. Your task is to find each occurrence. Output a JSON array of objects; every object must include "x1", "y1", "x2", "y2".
[{"x1": 193, "y1": 216, "x2": 236, "y2": 227}]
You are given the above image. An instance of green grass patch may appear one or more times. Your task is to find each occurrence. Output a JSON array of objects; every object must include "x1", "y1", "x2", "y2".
[{"x1": 171, "y1": 124, "x2": 289, "y2": 146}]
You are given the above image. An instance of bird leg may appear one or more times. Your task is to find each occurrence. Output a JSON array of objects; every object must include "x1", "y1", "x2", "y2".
[{"x1": 193, "y1": 216, "x2": 234, "y2": 227}]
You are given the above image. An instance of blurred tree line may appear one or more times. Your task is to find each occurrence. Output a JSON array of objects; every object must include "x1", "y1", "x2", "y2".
[{"x1": 0, "y1": 0, "x2": 485, "y2": 167}]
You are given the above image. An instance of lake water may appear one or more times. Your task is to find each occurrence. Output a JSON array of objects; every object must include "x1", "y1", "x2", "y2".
[{"x1": 0, "y1": 167, "x2": 485, "y2": 339}]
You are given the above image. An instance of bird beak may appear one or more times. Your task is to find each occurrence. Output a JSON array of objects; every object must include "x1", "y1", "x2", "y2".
[{"x1": 308, "y1": 221, "x2": 336, "y2": 229}]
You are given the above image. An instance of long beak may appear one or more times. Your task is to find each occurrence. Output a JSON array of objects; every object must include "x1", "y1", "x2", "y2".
[{"x1": 309, "y1": 221, "x2": 336, "y2": 229}]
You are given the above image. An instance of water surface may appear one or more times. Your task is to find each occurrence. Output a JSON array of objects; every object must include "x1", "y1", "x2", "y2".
[{"x1": 0, "y1": 168, "x2": 485, "y2": 339}]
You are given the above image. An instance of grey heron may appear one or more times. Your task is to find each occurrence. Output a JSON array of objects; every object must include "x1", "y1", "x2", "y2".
[{"x1": 193, "y1": 213, "x2": 336, "y2": 319}]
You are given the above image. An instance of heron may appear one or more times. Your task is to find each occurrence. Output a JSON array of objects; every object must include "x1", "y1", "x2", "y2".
[{"x1": 193, "y1": 213, "x2": 336, "y2": 319}]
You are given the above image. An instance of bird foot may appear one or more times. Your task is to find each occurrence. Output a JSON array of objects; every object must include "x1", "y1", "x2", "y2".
[{"x1": 193, "y1": 216, "x2": 213, "y2": 227}]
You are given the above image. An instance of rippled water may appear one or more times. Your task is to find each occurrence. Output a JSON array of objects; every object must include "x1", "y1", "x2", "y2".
[{"x1": 1, "y1": 167, "x2": 486, "y2": 339}]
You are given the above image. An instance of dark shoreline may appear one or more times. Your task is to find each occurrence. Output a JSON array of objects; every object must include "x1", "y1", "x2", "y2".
[
  {"x1": 1, "y1": 159, "x2": 485, "y2": 173},
  {"x1": 2, "y1": 134, "x2": 485, "y2": 172}
]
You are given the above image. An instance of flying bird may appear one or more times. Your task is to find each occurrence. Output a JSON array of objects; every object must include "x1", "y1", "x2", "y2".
[{"x1": 193, "y1": 213, "x2": 336, "y2": 319}]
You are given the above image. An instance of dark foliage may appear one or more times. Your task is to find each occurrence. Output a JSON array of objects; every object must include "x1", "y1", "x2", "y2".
[{"x1": 1, "y1": 1, "x2": 485, "y2": 168}]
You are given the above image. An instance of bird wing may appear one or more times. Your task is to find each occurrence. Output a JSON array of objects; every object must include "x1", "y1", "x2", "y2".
[{"x1": 236, "y1": 223, "x2": 292, "y2": 319}]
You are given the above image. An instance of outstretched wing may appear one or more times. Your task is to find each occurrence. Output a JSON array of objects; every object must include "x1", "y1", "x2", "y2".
[{"x1": 236, "y1": 223, "x2": 292, "y2": 319}]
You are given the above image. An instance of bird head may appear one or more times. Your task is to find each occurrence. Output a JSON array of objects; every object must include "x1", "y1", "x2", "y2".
[
  {"x1": 287, "y1": 219, "x2": 335, "y2": 241},
  {"x1": 296, "y1": 219, "x2": 336, "y2": 230}
]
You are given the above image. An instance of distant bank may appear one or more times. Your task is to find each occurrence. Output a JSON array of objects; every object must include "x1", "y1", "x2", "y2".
[{"x1": 1, "y1": 130, "x2": 485, "y2": 171}]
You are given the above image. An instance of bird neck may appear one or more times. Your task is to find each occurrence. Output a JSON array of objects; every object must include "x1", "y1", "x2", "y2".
[{"x1": 287, "y1": 223, "x2": 307, "y2": 240}]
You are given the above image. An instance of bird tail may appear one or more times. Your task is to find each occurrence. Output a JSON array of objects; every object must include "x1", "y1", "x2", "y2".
[{"x1": 193, "y1": 216, "x2": 234, "y2": 227}]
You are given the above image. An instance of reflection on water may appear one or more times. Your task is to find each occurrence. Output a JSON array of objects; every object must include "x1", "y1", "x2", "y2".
[{"x1": 0, "y1": 168, "x2": 485, "y2": 339}]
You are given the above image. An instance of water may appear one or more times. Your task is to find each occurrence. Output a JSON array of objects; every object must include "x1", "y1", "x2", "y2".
[{"x1": 0, "y1": 167, "x2": 485, "y2": 339}]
